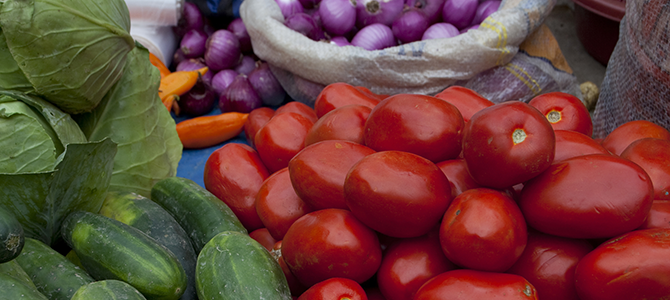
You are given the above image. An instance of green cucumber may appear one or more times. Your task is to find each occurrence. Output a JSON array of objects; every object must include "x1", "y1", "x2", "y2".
[
  {"x1": 71, "y1": 280, "x2": 147, "y2": 300},
  {"x1": 15, "y1": 238, "x2": 94, "y2": 300},
  {"x1": 0, "y1": 205, "x2": 24, "y2": 263},
  {"x1": 65, "y1": 250, "x2": 86, "y2": 271},
  {"x1": 99, "y1": 191, "x2": 198, "y2": 300},
  {"x1": 0, "y1": 259, "x2": 37, "y2": 289},
  {"x1": 195, "y1": 231, "x2": 292, "y2": 300},
  {"x1": 150, "y1": 177, "x2": 247, "y2": 252},
  {"x1": 61, "y1": 211, "x2": 187, "y2": 300},
  {"x1": 0, "y1": 272, "x2": 48, "y2": 300}
]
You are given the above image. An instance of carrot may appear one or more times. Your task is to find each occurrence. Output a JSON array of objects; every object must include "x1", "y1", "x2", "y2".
[
  {"x1": 176, "y1": 112, "x2": 249, "y2": 149},
  {"x1": 149, "y1": 52, "x2": 172, "y2": 79},
  {"x1": 162, "y1": 94, "x2": 179, "y2": 114},
  {"x1": 158, "y1": 67, "x2": 208, "y2": 103}
]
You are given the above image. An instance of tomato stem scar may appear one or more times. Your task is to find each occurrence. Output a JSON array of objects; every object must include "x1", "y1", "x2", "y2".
[
  {"x1": 547, "y1": 110, "x2": 561, "y2": 123},
  {"x1": 512, "y1": 129, "x2": 527, "y2": 145}
]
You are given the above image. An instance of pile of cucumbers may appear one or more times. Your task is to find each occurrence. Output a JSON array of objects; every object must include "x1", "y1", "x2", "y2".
[{"x1": 0, "y1": 177, "x2": 292, "y2": 300}]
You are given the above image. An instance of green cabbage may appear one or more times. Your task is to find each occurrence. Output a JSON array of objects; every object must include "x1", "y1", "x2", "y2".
[
  {"x1": 0, "y1": 0, "x2": 135, "y2": 114},
  {"x1": 0, "y1": 29, "x2": 31, "y2": 91}
]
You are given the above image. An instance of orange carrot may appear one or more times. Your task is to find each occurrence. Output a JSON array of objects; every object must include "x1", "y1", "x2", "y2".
[
  {"x1": 149, "y1": 52, "x2": 172, "y2": 79},
  {"x1": 158, "y1": 67, "x2": 208, "y2": 103},
  {"x1": 176, "y1": 112, "x2": 249, "y2": 149}
]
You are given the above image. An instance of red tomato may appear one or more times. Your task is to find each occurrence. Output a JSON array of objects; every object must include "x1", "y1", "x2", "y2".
[
  {"x1": 289, "y1": 140, "x2": 376, "y2": 210},
  {"x1": 297, "y1": 278, "x2": 367, "y2": 300},
  {"x1": 255, "y1": 167, "x2": 313, "y2": 240},
  {"x1": 282, "y1": 208, "x2": 382, "y2": 287},
  {"x1": 273, "y1": 241, "x2": 309, "y2": 297},
  {"x1": 638, "y1": 200, "x2": 670, "y2": 229},
  {"x1": 244, "y1": 107, "x2": 275, "y2": 147},
  {"x1": 304, "y1": 104, "x2": 372, "y2": 146},
  {"x1": 528, "y1": 91, "x2": 593, "y2": 136},
  {"x1": 344, "y1": 151, "x2": 452, "y2": 238},
  {"x1": 412, "y1": 269, "x2": 539, "y2": 300},
  {"x1": 275, "y1": 101, "x2": 319, "y2": 123},
  {"x1": 376, "y1": 229, "x2": 456, "y2": 300},
  {"x1": 355, "y1": 86, "x2": 388, "y2": 102},
  {"x1": 620, "y1": 138, "x2": 670, "y2": 200},
  {"x1": 248, "y1": 228, "x2": 278, "y2": 251},
  {"x1": 314, "y1": 82, "x2": 380, "y2": 118},
  {"x1": 574, "y1": 228, "x2": 670, "y2": 300},
  {"x1": 363, "y1": 94, "x2": 465, "y2": 163},
  {"x1": 553, "y1": 129, "x2": 610, "y2": 163},
  {"x1": 506, "y1": 230, "x2": 594, "y2": 300},
  {"x1": 433, "y1": 86, "x2": 494, "y2": 123},
  {"x1": 439, "y1": 188, "x2": 527, "y2": 272},
  {"x1": 254, "y1": 112, "x2": 314, "y2": 173},
  {"x1": 462, "y1": 101, "x2": 555, "y2": 189},
  {"x1": 601, "y1": 119, "x2": 670, "y2": 156},
  {"x1": 204, "y1": 143, "x2": 269, "y2": 231},
  {"x1": 435, "y1": 158, "x2": 481, "y2": 198},
  {"x1": 519, "y1": 154, "x2": 654, "y2": 239}
]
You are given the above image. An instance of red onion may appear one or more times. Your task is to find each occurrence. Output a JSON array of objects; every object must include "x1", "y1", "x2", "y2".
[
  {"x1": 284, "y1": 12, "x2": 326, "y2": 41},
  {"x1": 211, "y1": 69, "x2": 239, "y2": 96},
  {"x1": 351, "y1": 23, "x2": 396, "y2": 50},
  {"x1": 227, "y1": 18, "x2": 253, "y2": 53},
  {"x1": 180, "y1": 29, "x2": 208, "y2": 58},
  {"x1": 356, "y1": 0, "x2": 404, "y2": 28},
  {"x1": 171, "y1": 48, "x2": 187, "y2": 70},
  {"x1": 275, "y1": 0, "x2": 305, "y2": 19},
  {"x1": 442, "y1": 0, "x2": 479, "y2": 29},
  {"x1": 178, "y1": 79, "x2": 217, "y2": 116},
  {"x1": 319, "y1": 0, "x2": 357, "y2": 36},
  {"x1": 176, "y1": 58, "x2": 213, "y2": 85},
  {"x1": 472, "y1": 0, "x2": 501, "y2": 25},
  {"x1": 205, "y1": 29, "x2": 242, "y2": 71},
  {"x1": 234, "y1": 55, "x2": 257, "y2": 75},
  {"x1": 175, "y1": 2, "x2": 204, "y2": 37},
  {"x1": 392, "y1": 8, "x2": 430, "y2": 44},
  {"x1": 248, "y1": 62, "x2": 287, "y2": 106},
  {"x1": 329, "y1": 36, "x2": 352, "y2": 46},
  {"x1": 406, "y1": 0, "x2": 445, "y2": 24},
  {"x1": 219, "y1": 74, "x2": 263, "y2": 113},
  {"x1": 299, "y1": 0, "x2": 322, "y2": 9},
  {"x1": 421, "y1": 22, "x2": 460, "y2": 40}
]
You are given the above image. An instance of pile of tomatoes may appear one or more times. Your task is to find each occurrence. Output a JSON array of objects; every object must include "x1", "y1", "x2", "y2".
[{"x1": 201, "y1": 82, "x2": 670, "y2": 300}]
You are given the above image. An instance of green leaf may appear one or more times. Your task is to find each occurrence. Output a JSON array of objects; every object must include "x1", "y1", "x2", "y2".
[
  {"x1": 75, "y1": 46, "x2": 182, "y2": 197},
  {"x1": 0, "y1": 0, "x2": 135, "y2": 114},
  {"x1": 0, "y1": 29, "x2": 31, "y2": 91},
  {"x1": 0, "y1": 139, "x2": 117, "y2": 246}
]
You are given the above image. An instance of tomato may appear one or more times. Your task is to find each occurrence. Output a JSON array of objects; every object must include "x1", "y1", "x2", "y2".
[
  {"x1": 601, "y1": 119, "x2": 670, "y2": 156},
  {"x1": 553, "y1": 129, "x2": 610, "y2": 163},
  {"x1": 620, "y1": 138, "x2": 670, "y2": 200},
  {"x1": 435, "y1": 158, "x2": 481, "y2": 198},
  {"x1": 363, "y1": 94, "x2": 464, "y2": 163},
  {"x1": 376, "y1": 229, "x2": 456, "y2": 300},
  {"x1": 433, "y1": 86, "x2": 494, "y2": 123},
  {"x1": 304, "y1": 104, "x2": 372, "y2": 146},
  {"x1": 412, "y1": 269, "x2": 539, "y2": 300},
  {"x1": 282, "y1": 208, "x2": 382, "y2": 287},
  {"x1": 244, "y1": 107, "x2": 275, "y2": 147},
  {"x1": 355, "y1": 86, "x2": 388, "y2": 102},
  {"x1": 275, "y1": 101, "x2": 319, "y2": 123},
  {"x1": 297, "y1": 278, "x2": 367, "y2": 300},
  {"x1": 574, "y1": 228, "x2": 670, "y2": 300},
  {"x1": 519, "y1": 154, "x2": 654, "y2": 239},
  {"x1": 344, "y1": 151, "x2": 452, "y2": 238},
  {"x1": 638, "y1": 200, "x2": 670, "y2": 229},
  {"x1": 527, "y1": 91, "x2": 593, "y2": 136},
  {"x1": 506, "y1": 230, "x2": 594, "y2": 300},
  {"x1": 204, "y1": 143, "x2": 269, "y2": 231},
  {"x1": 248, "y1": 228, "x2": 278, "y2": 251},
  {"x1": 462, "y1": 101, "x2": 555, "y2": 189},
  {"x1": 254, "y1": 112, "x2": 314, "y2": 173},
  {"x1": 439, "y1": 188, "x2": 527, "y2": 272},
  {"x1": 314, "y1": 82, "x2": 380, "y2": 118},
  {"x1": 289, "y1": 140, "x2": 376, "y2": 210},
  {"x1": 255, "y1": 167, "x2": 313, "y2": 240},
  {"x1": 273, "y1": 241, "x2": 309, "y2": 297}
]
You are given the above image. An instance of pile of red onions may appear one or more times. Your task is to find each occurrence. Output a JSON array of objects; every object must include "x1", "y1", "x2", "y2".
[
  {"x1": 275, "y1": 0, "x2": 501, "y2": 50},
  {"x1": 170, "y1": 2, "x2": 288, "y2": 116}
]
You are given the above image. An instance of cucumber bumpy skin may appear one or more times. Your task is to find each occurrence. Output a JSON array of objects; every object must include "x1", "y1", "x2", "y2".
[{"x1": 71, "y1": 280, "x2": 148, "y2": 300}]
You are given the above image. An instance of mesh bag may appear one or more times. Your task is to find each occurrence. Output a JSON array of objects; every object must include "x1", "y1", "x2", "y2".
[
  {"x1": 592, "y1": 0, "x2": 670, "y2": 138},
  {"x1": 240, "y1": 0, "x2": 581, "y2": 105}
]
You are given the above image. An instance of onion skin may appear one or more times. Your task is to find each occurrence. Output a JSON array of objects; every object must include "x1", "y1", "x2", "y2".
[
  {"x1": 179, "y1": 79, "x2": 217, "y2": 116},
  {"x1": 211, "y1": 69, "x2": 239, "y2": 96},
  {"x1": 319, "y1": 0, "x2": 357, "y2": 36},
  {"x1": 181, "y1": 29, "x2": 208, "y2": 58},
  {"x1": 421, "y1": 22, "x2": 460, "y2": 40},
  {"x1": 285, "y1": 13, "x2": 326, "y2": 41},
  {"x1": 175, "y1": 2, "x2": 204, "y2": 37},
  {"x1": 442, "y1": 0, "x2": 478, "y2": 29},
  {"x1": 205, "y1": 29, "x2": 242, "y2": 71},
  {"x1": 351, "y1": 23, "x2": 397, "y2": 50},
  {"x1": 248, "y1": 62, "x2": 287, "y2": 106},
  {"x1": 235, "y1": 55, "x2": 258, "y2": 75},
  {"x1": 472, "y1": 0, "x2": 501, "y2": 25},
  {"x1": 177, "y1": 58, "x2": 213, "y2": 85},
  {"x1": 406, "y1": 0, "x2": 445, "y2": 24},
  {"x1": 356, "y1": 0, "x2": 404, "y2": 28},
  {"x1": 275, "y1": 0, "x2": 305, "y2": 19},
  {"x1": 227, "y1": 18, "x2": 253, "y2": 53},
  {"x1": 219, "y1": 75, "x2": 263, "y2": 113},
  {"x1": 329, "y1": 36, "x2": 352, "y2": 46},
  {"x1": 392, "y1": 8, "x2": 430, "y2": 44}
]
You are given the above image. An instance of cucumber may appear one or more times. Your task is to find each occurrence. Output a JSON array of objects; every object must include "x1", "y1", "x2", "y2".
[
  {"x1": 151, "y1": 177, "x2": 247, "y2": 252},
  {"x1": 61, "y1": 211, "x2": 187, "y2": 300},
  {"x1": 0, "y1": 259, "x2": 37, "y2": 289},
  {"x1": 65, "y1": 250, "x2": 85, "y2": 270},
  {"x1": 195, "y1": 231, "x2": 292, "y2": 300},
  {"x1": 15, "y1": 238, "x2": 94, "y2": 300},
  {"x1": 99, "y1": 191, "x2": 198, "y2": 300},
  {"x1": 71, "y1": 280, "x2": 147, "y2": 300},
  {"x1": 0, "y1": 272, "x2": 48, "y2": 300},
  {"x1": 0, "y1": 205, "x2": 24, "y2": 263}
]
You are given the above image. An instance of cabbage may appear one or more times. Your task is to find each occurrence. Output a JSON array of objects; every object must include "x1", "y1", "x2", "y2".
[
  {"x1": 0, "y1": 0, "x2": 135, "y2": 114},
  {"x1": 0, "y1": 29, "x2": 31, "y2": 91}
]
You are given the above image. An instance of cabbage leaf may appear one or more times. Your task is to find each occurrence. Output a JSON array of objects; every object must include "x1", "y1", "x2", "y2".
[
  {"x1": 75, "y1": 46, "x2": 182, "y2": 197},
  {"x1": 0, "y1": 29, "x2": 31, "y2": 91},
  {"x1": 0, "y1": 0, "x2": 135, "y2": 114}
]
